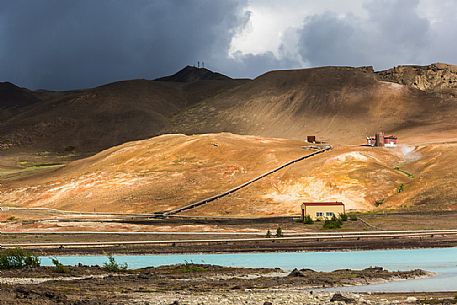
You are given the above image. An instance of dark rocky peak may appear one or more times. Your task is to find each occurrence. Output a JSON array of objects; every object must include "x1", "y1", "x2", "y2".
[
  {"x1": 155, "y1": 65, "x2": 232, "y2": 82},
  {"x1": 0, "y1": 82, "x2": 40, "y2": 108}
]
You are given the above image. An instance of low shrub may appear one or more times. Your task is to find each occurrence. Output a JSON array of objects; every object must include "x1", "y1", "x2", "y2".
[
  {"x1": 303, "y1": 215, "x2": 314, "y2": 224},
  {"x1": 397, "y1": 183, "x2": 405, "y2": 193},
  {"x1": 181, "y1": 261, "x2": 208, "y2": 273},
  {"x1": 349, "y1": 214, "x2": 358, "y2": 221},
  {"x1": 103, "y1": 255, "x2": 128, "y2": 272},
  {"x1": 276, "y1": 227, "x2": 284, "y2": 237},
  {"x1": 322, "y1": 216, "x2": 343, "y2": 229},
  {"x1": 339, "y1": 213, "x2": 348, "y2": 221},
  {"x1": 51, "y1": 257, "x2": 69, "y2": 273},
  {"x1": 0, "y1": 248, "x2": 40, "y2": 269},
  {"x1": 265, "y1": 230, "x2": 272, "y2": 238}
]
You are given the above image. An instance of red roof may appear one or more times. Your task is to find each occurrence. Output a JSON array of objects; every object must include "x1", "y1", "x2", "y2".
[{"x1": 302, "y1": 202, "x2": 344, "y2": 206}]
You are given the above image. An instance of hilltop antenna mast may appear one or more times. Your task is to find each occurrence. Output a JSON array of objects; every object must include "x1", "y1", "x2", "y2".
[
  {"x1": 197, "y1": 61, "x2": 200, "y2": 68},
  {"x1": 202, "y1": 61, "x2": 205, "y2": 68}
]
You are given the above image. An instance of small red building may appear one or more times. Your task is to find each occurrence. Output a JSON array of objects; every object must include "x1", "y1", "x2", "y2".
[
  {"x1": 383, "y1": 135, "x2": 398, "y2": 147},
  {"x1": 366, "y1": 132, "x2": 397, "y2": 147},
  {"x1": 307, "y1": 136, "x2": 316, "y2": 143}
]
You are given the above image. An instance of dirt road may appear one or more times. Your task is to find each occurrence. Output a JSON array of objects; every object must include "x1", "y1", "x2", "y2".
[{"x1": 2, "y1": 229, "x2": 457, "y2": 255}]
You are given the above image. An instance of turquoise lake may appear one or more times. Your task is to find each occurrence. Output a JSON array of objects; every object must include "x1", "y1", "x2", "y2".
[{"x1": 40, "y1": 247, "x2": 457, "y2": 292}]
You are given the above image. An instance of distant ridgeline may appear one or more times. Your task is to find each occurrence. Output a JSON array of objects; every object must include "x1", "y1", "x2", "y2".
[{"x1": 2, "y1": 63, "x2": 457, "y2": 153}]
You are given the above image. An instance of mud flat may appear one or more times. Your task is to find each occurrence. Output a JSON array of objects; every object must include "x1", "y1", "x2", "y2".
[{"x1": 0, "y1": 264, "x2": 434, "y2": 304}]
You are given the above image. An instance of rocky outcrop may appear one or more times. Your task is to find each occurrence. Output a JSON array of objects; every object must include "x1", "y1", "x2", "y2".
[
  {"x1": 330, "y1": 293, "x2": 356, "y2": 303},
  {"x1": 376, "y1": 62, "x2": 457, "y2": 91}
]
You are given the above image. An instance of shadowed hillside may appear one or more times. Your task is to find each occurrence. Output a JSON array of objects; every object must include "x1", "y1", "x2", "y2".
[
  {"x1": 0, "y1": 77, "x2": 247, "y2": 153},
  {"x1": 0, "y1": 82, "x2": 41, "y2": 123},
  {"x1": 0, "y1": 82, "x2": 40, "y2": 108}
]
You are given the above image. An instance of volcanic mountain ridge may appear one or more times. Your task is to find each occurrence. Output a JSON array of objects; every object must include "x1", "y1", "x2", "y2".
[{"x1": 1, "y1": 63, "x2": 457, "y2": 154}]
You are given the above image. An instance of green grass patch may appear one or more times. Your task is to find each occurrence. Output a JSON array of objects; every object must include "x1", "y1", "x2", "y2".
[
  {"x1": 0, "y1": 162, "x2": 64, "y2": 179},
  {"x1": 180, "y1": 262, "x2": 208, "y2": 273},
  {"x1": 18, "y1": 161, "x2": 63, "y2": 169},
  {"x1": 397, "y1": 183, "x2": 405, "y2": 193},
  {"x1": 394, "y1": 166, "x2": 415, "y2": 178}
]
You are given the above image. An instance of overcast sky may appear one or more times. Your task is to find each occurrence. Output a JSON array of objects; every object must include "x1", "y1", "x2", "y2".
[{"x1": 0, "y1": 0, "x2": 456, "y2": 90}]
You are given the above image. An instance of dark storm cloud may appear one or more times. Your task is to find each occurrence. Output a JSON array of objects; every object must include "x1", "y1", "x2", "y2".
[
  {"x1": 295, "y1": 0, "x2": 432, "y2": 70},
  {"x1": 2, "y1": 0, "x2": 455, "y2": 90},
  {"x1": 0, "y1": 0, "x2": 249, "y2": 90}
]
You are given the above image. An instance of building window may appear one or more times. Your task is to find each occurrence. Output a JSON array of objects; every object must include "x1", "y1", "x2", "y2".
[
  {"x1": 316, "y1": 212, "x2": 324, "y2": 217},
  {"x1": 326, "y1": 212, "x2": 335, "y2": 217}
]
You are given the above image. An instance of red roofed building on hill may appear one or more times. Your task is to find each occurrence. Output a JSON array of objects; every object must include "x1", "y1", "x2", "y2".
[{"x1": 367, "y1": 132, "x2": 398, "y2": 147}]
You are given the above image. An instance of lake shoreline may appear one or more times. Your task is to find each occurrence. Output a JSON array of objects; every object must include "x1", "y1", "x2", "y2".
[
  {"x1": 0, "y1": 264, "x2": 442, "y2": 304},
  {"x1": 31, "y1": 247, "x2": 457, "y2": 294}
]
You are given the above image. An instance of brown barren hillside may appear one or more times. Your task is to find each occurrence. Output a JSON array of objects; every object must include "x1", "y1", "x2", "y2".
[
  {"x1": 166, "y1": 66, "x2": 457, "y2": 145},
  {"x1": 1, "y1": 133, "x2": 456, "y2": 216},
  {"x1": 0, "y1": 133, "x2": 308, "y2": 213},
  {"x1": 0, "y1": 74, "x2": 247, "y2": 153},
  {"x1": 183, "y1": 143, "x2": 457, "y2": 216},
  {"x1": 382, "y1": 143, "x2": 457, "y2": 211},
  {"x1": 183, "y1": 145, "x2": 409, "y2": 216},
  {"x1": 2, "y1": 64, "x2": 457, "y2": 154}
]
